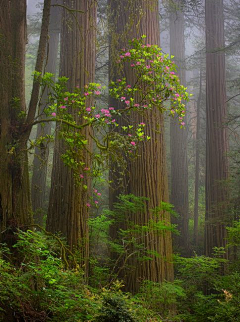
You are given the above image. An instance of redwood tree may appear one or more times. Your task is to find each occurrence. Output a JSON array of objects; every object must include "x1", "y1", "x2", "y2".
[
  {"x1": 47, "y1": 0, "x2": 96, "y2": 274},
  {"x1": 205, "y1": 0, "x2": 228, "y2": 257},
  {"x1": 169, "y1": 0, "x2": 189, "y2": 253},
  {"x1": 0, "y1": 0, "x2": 51, "y2": 234},
  {"x1": 31, "y1": 0, "x2": 62, "y2": 226},
  {"x1": 108, "y1": 0, "x2": 174, "y2": 293}
]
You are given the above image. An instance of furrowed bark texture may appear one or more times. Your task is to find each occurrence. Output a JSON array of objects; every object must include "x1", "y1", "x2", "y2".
[
  {"x1": 47, "y1": 0, "x2": 96, "y2": 275},
  {"x1": 205, "y1": 0, "x2": 228, "y2": 257},
  {"x1": 109, "y1": 0, "x2": 173, "y2": 293},
  {"x1": 31, "y1": 0, "x2": 61, "y2": 226},
  {"x1": 169, "y1": 0, "x2": 189, "y2": 253},
  {"x1": 0, "y1": 0, "x2": 31, "y2": 232},
  {"x1": 0, "y1": 0, "x2": 52, "y2": 235}
]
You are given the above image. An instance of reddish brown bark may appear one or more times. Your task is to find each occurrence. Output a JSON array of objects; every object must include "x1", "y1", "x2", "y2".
[
  {"x1": 47, "y1": 0, "x2": 96, "y2": 276},
  {"x1": 0, "y1": 0, "x2": 52, "y2": 235},
  {"x1": 109, "y1": 0, "x2": 174, "y2": 293},
  {"x1": 0, "y1": 0, "x2": 31, "y2": 232},
  {"x1": 205, "y1": 0, "x2": 228, "y2": 257}
]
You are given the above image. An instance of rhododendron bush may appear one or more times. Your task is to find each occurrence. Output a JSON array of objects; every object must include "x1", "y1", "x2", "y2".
[{"x1": 37, "y1": 36, "x2": 189, "y2": 194}]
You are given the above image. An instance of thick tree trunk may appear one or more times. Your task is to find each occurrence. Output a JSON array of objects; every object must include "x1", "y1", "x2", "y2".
[
  {"x1": 47, "y1": 0, "x2": 96, "y2": 276},
  {"x1": 205, "y1": 0, "x2": 228, "y2": 257},
  {"x1": 169, "y1": 0, "x2": 189, "y2": 254},
  {"x1": 0, "y1": 0, "x2": 52, "y2": 237},
  {"x1": 31, "y1": 0, "x2": 61, "y2": 226},
  {"x1": 109, "y1": 0, "x2": 174, "y2": 293},
  {"x1": 0, "y1": 0, "x2": 32, "y2": 234}
]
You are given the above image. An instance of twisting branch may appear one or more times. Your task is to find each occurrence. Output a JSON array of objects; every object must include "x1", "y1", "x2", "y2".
[{"x1": 51, "y1": 4, "x2": 84, "y2": 13}]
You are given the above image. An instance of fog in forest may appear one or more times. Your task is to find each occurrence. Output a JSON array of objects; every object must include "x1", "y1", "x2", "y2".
[{"x1": 1, "y1": 0, "x2": 240, "y2": 320}]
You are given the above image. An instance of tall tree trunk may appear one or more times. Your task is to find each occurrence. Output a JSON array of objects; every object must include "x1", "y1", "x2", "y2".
[
  {"x1": 31, "y1": 0, "x2": 61, "y2": 226},
  {"x1": 0, "y1": 0, "x2": 31, "y2": 234},
  {"x1": 194, "y1": 65, "x2": 202, "y2": 247},
  {"x1": 169, "y1": 0, "x2": 189, "y2": 254},
  {"x1": 205, "y1": 0, "x2": 228, "y2": 257},
  {"x1": 47, "y1": 0, "x2": 96, "y2": 276},
  {"x1": 109, "y1": 0, "x2": 174, "y2": 293},
  {"x1": 0, "y1": 0, "x2": 52, "y2": 237}
]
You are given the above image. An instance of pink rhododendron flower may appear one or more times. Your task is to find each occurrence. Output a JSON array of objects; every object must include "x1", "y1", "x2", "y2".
[
  {"x1": 64, "y1": 97, "x2": 68, "y2": 101},
  {"x1": 95, "y1": 200, "x2": 99, "y2": 204},
  {"x1": 121, "y1": 97, "x2": 126, "y2": 101},
  {"x1": 112, "y1": 119, "x2": 116, "y2": 122},
  {"x1": 86, "y1": 107, "x2": 91, "y2": 112},
  {"x1": 51, "y1": 112, "x2": 56, "y2": 117},
  {"x1": 181, "y1": 122, "x2": 185, "y2": 126},
  {"x1": 95, "y1": 90, "x2": 101, "y2": 95},
  {"x1": 97, "y1": 192, "x2": 101, "y2": 196},
  {"x1": 80, "y1": 174, "x2": 84, "y2": 179},
  {"x1": 84, "y1": 167, "x2": 90, "y2": 171},
  {"x1": 60, "y1": 105, "x2": 66, "y2": 109},
  {"x1": 134, "y1": 103, "x2": 140, "y2": 107},
  {"x1": 86, "y1": 203, "x2": 91, "y2": 207},
  {"x1": 131, "y1": 64, "x2": 135, "y2": 67},
  {"x1": 130, "y1": 141, "x2": 136, "y2": 146},
  {"x1": 94, "y1": 189, "x2": 98, "y2": 193},
  {"x1": 125, "y1": 52, "x2": 131, "y2": 57},
  {"x1": 84, "y1": 92, "x2": 89, "y2": 96},
  {"x1": 136, "y1": 62, "x2": 141, "y2": 65},
  {"x1": 95, "y1": 114, "x2": 100, "y2": 118},
  {"x1": 109, "y1": 107, "x2": 114, "y2": 110},
  {"x1": 125, "y1": 100, "x2": 130, "y2": 105},
  {"x1": 120, "y1": 55, "x2": 124, "y2": 59},
  {"x1": 140, "y1": 122, "x2": 145, "y2": 126}
]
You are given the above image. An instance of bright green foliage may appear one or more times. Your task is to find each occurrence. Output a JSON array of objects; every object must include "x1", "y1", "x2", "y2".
[
  {"x1": 32, "y1": 37, "x2": 189, "y2": 195},
  {"x1": 227, "y1": 221, "x2": 240, "y2": 246},
  {"x1": 0, "y1": 231, "x2": 162, "y2": 321},
  {"x1": 89, "y1": 195, "x2": 178, "y2": 286},
  {"x1": 136, "y1": 280, "x2": 186, "y2": 318},
  {"x1": 110, "y1": 35, "x2": 189, "y2": 127},
  {"x1": 1, "y1": 225, "x2": 240, "y2": 321}
]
